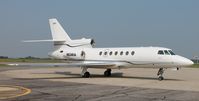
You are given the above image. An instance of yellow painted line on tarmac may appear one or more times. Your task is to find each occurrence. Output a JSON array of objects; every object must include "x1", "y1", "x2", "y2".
[{"x1": 0, "y1": 85, "x2": 31, "y2": 100}]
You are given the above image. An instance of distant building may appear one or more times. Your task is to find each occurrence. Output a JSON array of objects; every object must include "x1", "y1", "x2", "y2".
[
  {"x1": 24, "y1": 56, "x2": 40, "y2": 59},
  {"x1": 0, "y1": 56, "x2": 8, "y2": 59},
  {"x1": 192, "y1": 56, "x2": 199, "y2": 64},
  {"x1": 191, "y1": 59, "x2": 198, "y2": 64}
]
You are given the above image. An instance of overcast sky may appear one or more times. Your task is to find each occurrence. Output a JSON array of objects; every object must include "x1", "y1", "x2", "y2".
[{"x1": 0, "y1": 0, "x2": 199, "y2": 58}]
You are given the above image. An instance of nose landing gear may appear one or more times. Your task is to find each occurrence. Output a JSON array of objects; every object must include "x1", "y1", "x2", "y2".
[{"x1": 157, "y1": 68, "x2": 164, "y2": 81}]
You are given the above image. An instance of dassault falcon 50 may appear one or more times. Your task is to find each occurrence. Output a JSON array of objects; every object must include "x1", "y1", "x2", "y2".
[{"x1": 23, "y1": 18, "x2": 193, "y2": 80}]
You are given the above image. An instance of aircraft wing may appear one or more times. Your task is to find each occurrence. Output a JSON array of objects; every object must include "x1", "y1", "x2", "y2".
[{"x1": 6, "y1": 62, "x2": 116, "y2": 68}]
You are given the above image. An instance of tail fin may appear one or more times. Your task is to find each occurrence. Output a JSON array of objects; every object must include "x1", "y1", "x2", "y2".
[
  {"x1": 49, "y1": 18, "x2": 71, "y2": 42},
  {"x1": 23, "y1": 18, "x2": 94, "y2": 48}
]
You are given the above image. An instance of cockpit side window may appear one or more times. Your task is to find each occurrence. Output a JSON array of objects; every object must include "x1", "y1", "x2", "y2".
[
  {"x1": 168, "y1": 50, "x2": 175, "y2": 55},
  {"x1": 164, "y1": 50, "x2": 170, "y2": 55},
  {"x1": 158, "y1": 50, "x2": 164, "y2": 55}
]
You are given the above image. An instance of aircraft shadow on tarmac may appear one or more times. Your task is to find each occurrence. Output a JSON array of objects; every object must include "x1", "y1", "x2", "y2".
[{"x1": 15, "y1": 71, "x2": 182, "y2": 81}]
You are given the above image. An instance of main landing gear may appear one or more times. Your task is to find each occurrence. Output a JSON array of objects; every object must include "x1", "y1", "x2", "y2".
[
  {"x1": 104, "y1": 69, "x2": 111, "y2": 77},
  {"x1": 157, "y1": 68, "x2": 164, "y2": 81},
  {"x1": 81, "y1": 67, "x2": 90, "y2": 78},
  {"x1": 81, "y1": 68, "x2": 112, "y2": 78}
]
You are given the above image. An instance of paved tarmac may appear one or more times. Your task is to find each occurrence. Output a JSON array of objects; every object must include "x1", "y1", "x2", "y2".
[{"x1": 0, "y1": 66, "x2": 199, "y2": 101}]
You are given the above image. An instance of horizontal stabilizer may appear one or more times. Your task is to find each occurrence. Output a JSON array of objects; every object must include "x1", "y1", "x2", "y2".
[{"x1": 22, "y1": 40, "x2": 65, "y2": 42}]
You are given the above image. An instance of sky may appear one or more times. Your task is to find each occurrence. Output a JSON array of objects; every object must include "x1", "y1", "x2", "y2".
[{"x1": 0, "y1": 0, "x2": 199, "y2": 58}]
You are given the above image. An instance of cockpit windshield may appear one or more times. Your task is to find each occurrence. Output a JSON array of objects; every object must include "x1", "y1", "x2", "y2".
[
  {"x1": 164, "y1": 50, "x2": 170, "y2": 55},
  {"x1": 168, "y1": 50, "x2": 175, "y2": 55},
  {"x1": 158, "y1": 50, "x2": 164, "y2": 55},
  {"x1": 158, "y1": 50, "x2": 175, "y2": 55}
]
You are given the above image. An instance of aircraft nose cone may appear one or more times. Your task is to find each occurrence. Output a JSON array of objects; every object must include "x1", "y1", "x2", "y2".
[
  {"x1": 185, "y1": 59, "x2": 194, "y2": 66},
  {"x1": 181, "y1": 58, "x2": 194, "y2": 66},
  {"x1": 175, "y1": 55, "x2": 194, "y2": 66}
]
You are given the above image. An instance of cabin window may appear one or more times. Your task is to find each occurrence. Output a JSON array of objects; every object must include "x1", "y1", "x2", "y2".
[
  {"x1": 104, "y1": 52, "x2": 107, "y2": 55},
  {"x1": 131, "y1": 51, "x2": 135, "y2": 55},
  {"x1": 158, "y1": 50, "x2": 164, "y2": 55},
  {"x1": 60, "y1": 50, "x2": 63, "y2": 53},
  {"x1": 109, "y1": 51, "x2": 113, "y2": 55},
  {"x1": 126, "y1": 51, "x2": 129, "y2": 55},
  {"x1": 120, "y1": 51, "x2": 123, "y2": 55},
  {"x1": 115, "y1": 51, "x2": 118, "y2": 55},
  {"x1": 99, "y1": 51, "x2": 102, "y2": 55},
  {"x1": 164, "y1": 50, "x2": 170, "y2": 55},
  {"x1": 168, "y1": 50, "x2": 175, "y2": 55}
]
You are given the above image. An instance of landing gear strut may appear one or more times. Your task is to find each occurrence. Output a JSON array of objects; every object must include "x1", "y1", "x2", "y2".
[
  {"x1": 157, "y1": 68, "x2": 164, "y2": 81},
  {"x1": 104, "y1": 69, "x2": 111, "y2": 77},
  {"x1": 81, "y1": 67, "x2": 90, "y2": 78}
]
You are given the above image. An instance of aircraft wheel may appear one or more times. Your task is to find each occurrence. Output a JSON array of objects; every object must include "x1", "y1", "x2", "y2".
[
  {"x1": 83, "y1": 72, "x2": 90, "y2": 78},
  {"x1": 104, "y1": 69, "x2": 111, "y2": 77},
  {"x1": 158, "y1": 76, "x2": 164, "y2": 81}
]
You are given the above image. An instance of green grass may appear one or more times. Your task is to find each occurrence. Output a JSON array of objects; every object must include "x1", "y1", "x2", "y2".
[
  {"x1": 0, "y1": 58, "x2": 66, "y2": 67},
  {"x1": 0, "y1": 64, "x2": 7, "y2": 67},
  {"x1": 191, "y1": 64, "x2": 199, "y2": 68},
  {"x1": 0, "y1": 58, "x2": 64, "y2": 63}
]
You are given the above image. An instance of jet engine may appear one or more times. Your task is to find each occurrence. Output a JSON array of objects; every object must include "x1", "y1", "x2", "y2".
[{"x1": 66, "y1": 38, "x2": 95, "y2": 48}]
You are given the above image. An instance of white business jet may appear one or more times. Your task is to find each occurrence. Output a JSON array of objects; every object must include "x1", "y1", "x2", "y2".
[{"x1": 24, "y1": 18, "x2": 193, "y2": 80}]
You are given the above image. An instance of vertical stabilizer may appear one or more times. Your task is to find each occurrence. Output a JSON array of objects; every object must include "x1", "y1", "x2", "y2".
[{"x1": 49, "y1": 18, "x2": 71, "y2": 42}]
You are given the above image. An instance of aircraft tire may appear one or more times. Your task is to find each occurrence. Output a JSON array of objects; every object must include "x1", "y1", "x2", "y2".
[
  {"x1": 104, "y1": 70, "x2": 111, "y2": 77},
  {"x1": 158, "y1": 76, "x2": 164, "y2": 81},
  {"x1": 83, "y1": 72, "x2": 90, "y2": 78}
]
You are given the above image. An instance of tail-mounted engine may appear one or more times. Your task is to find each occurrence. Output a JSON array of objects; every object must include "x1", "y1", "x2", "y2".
[{"x1": 65, "y1": 38, "x2": 95, "y2": 48}]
